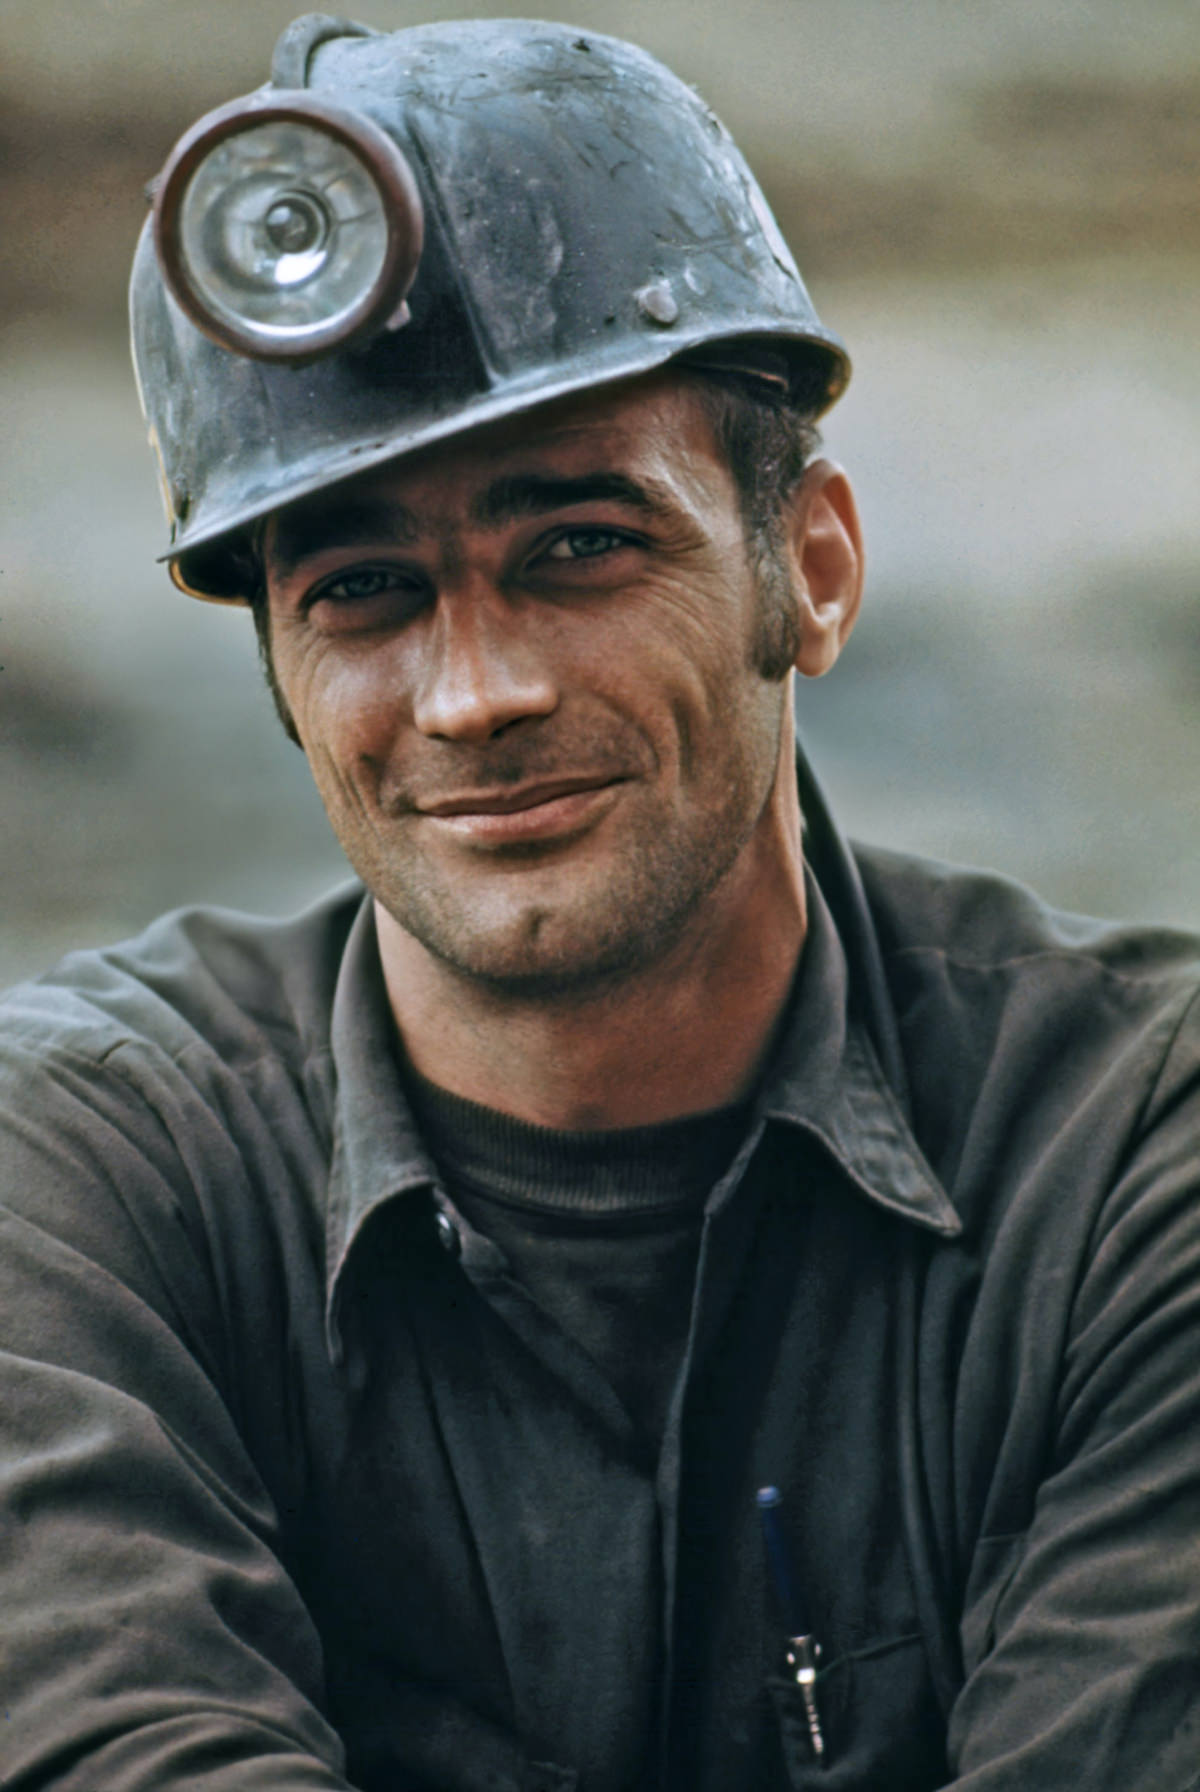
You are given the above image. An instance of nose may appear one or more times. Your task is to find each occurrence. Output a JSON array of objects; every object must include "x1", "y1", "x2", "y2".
[{"x1": 411, "y1": 583, "x2": 560, "y2": 742}]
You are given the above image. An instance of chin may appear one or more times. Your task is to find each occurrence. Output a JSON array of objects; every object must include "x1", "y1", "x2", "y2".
[
  {"x1": 421, "y1": 912, "x2": 655, "y2": 999},
  {"x1": 379, "y1": 875, "x2": 689, "y2": 1000},
  {"x1": 368, "y1": 799, "x2": 755, "y2": 999}
]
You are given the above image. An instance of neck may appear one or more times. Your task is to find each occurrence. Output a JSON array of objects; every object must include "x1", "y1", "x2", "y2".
[{"x1": 377, "y1": 722, "x2": 807, "y2": 1131}]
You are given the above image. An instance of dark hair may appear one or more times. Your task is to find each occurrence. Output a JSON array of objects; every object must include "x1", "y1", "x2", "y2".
[
  {"x1": 243, "y1": 366, "x2": 821, "y2": 738},
  {"x1": 225, "y1": 519, "x2": 300, "y2": 741},
  {"x1": 681, "y1": 368, "x2": 822, "y2": 677}
]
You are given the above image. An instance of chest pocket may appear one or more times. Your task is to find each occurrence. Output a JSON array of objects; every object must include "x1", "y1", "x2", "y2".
[{"x1": 769, "y1": 1633, "x2": 948, "y2": 1790}]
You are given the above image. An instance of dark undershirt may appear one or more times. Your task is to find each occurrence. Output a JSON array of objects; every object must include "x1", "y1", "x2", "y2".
[{"x1": 404, "y1": 1069, "x2": 751, "y2": 1450}]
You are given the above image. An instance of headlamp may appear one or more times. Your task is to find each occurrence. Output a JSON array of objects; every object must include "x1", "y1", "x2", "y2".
[{"x1": 152, "y1": 91, "x2": 424, "y2": 362}]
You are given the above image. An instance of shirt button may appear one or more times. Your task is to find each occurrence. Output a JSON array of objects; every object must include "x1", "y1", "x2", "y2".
[{"x1": 434, "y1": 1208, "x2": 461, "y2": 1257}]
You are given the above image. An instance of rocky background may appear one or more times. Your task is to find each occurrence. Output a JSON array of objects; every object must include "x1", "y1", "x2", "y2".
[{"x1": 3, "y1": 0, "x2": 1199, "y2": 985}]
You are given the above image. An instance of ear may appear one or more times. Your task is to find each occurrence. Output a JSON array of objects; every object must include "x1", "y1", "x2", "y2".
[{"x1": 781, "y1": 460, "x2": 864, "y2": 678}]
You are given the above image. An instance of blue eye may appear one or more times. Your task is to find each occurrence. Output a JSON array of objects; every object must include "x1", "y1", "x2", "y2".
[
  {"x1": 315, "y1": 565, "x2": 411, "y2": 602},
  {"x1": 543, "y1": 527, "x2": 627, "y2": 561},
  {"x1": 303, "y1": 562, "x2": 430, "y2": 631}
]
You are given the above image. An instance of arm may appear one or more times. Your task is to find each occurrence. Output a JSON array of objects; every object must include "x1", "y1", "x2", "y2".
[
  {"x1": 947, "y1": 1008, "x2": 1200, "y2": 1790},
  {"x1": 0, "y1": 1007, "x2": 355, "y2": 1790}
]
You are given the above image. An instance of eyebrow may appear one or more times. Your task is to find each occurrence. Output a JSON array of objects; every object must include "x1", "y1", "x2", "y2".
[
  {"x1": 266, "y1": 497, "x2": 420, "y2": 581},
  {"x1": 468, "y1": 471, "x2": 678, "y2": 529},
  {"x1": 266, "y1": 469, "x2": 677, "y2": 583}
]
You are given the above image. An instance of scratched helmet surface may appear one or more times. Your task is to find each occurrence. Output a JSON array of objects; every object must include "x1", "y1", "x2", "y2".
[{"x1": 130, "y1": 12, "x2": 850, "y2": 601}]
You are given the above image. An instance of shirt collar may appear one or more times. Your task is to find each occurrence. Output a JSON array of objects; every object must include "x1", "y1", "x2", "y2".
[
  {"x1": 755, "y1": 869, "x2": 961, "y2": 1240},
  {"x1": 324, "y1": 896, "x2": 437, "y2": 1362},
  {"x1": 322, "y1": 869, "x2": 961, "y2": 1360}
]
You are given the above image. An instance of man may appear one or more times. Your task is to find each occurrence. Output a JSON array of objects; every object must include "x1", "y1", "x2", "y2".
[{"x1": 2, "y1": 15, "x2": 1199, "y2": 1791}]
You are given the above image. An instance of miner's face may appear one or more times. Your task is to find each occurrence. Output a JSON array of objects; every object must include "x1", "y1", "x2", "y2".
[{"x1": 263, "y1": 374, "x2": 856, "y2": 994}]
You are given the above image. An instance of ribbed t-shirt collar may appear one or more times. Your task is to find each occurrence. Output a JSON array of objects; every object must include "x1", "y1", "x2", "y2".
[{"x1": 405, "y1": 1065, "x2": 749, "y2": 1216}]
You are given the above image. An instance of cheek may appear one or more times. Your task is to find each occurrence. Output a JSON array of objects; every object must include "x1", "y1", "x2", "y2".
[
  {"x1": 589, "y1": 638, "x2": 745, "y2": 783},
  {"x1": 580, "y1": 570, "x2": 751, "y2": 685},
  {"x1": 277, "y1": 635, "x2": 415, "y2": 763}
]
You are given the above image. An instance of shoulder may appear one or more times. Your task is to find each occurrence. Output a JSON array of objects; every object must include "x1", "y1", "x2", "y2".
[
  {"x1": 0, "y1": 884, "x2": 365, "y2": 1305},
  {"x1": 850, "y1": 843, "x2": 1200, "y2": 1221},
  {"x1": 0, "y1": 880, "x2": 365, "y2": 1077},
  {"x1": 854, "y1": 841, "x2": 1200, "y2": 990},
  {"x1": 853, "y1": 841, "x2": 1200, "y2": 1052}
]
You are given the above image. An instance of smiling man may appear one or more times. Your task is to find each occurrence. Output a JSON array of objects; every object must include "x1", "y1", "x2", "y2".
[
  {"x1": 263, "y1": 375, "x2": 859, "y2": 1129},
  {"x1": 3, "y1": 15, "x2": 1200, "y2": 1792}
]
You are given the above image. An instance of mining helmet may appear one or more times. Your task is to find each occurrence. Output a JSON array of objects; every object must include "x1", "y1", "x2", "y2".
[{"x1": 130, "y1": 11, "x2": 851, "y2": 602}]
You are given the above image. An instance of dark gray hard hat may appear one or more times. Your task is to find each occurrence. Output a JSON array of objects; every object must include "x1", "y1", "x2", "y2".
[{"x1": 130, "y1": 12, "x2": 850, "y2": 602}]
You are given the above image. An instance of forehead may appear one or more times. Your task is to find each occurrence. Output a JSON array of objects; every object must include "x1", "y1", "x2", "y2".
[{"x1": 263, "y1": 371, "x2": 728, "y2": 557}]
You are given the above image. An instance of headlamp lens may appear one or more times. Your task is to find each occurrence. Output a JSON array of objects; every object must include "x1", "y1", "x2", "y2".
[
  {"x1": 178, "y1": 119, "x2": 388, "y2": 340},
  {"x1": 153, "y1": 93, "x2": 424, "y2": 361}
]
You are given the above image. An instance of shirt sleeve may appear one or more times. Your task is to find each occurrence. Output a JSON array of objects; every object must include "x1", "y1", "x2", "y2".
[
  {"x1": 0, "y1": 1008, "x2": 356, "y2": 1791},
  {"x1": 946, "y1": 997, "x2": 1200, "y2": 1790}
]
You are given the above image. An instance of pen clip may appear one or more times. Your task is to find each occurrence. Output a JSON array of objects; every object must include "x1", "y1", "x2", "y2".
[{"x1": 786, "y1": 1633, "x2": 825, "y2": 1762}]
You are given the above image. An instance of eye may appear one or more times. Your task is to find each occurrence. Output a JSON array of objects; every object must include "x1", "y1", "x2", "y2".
[
  {"x1": 541, "y1": 526, "x2": 632, "y2": 562},
  {"x1": 312, "y1": 565, "x2": 418, "y2": 603},
  {"x1": 304, "y1": 561, "x2": 429, "y2": 628}
]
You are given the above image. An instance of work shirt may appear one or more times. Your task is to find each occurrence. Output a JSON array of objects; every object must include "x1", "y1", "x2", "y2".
[{"x1": 2, "y1": 841, "x2": 1200, "y2": 1789}]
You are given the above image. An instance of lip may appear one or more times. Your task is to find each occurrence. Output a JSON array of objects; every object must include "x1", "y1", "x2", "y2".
[{"x1": 417, "y1": 775, "x2": 625, "y2": 844}]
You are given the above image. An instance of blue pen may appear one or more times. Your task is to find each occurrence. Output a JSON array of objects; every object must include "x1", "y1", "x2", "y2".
[{"x1": 757, "y1": 1486, "x2": 826, "y2": 1763}]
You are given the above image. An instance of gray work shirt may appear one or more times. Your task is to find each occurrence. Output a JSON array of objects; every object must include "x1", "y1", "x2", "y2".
[{"x1": 2, "y1": 842, "x2": 1200, "y2": 1790}]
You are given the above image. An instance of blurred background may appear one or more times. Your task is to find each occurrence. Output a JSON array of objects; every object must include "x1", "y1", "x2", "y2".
[{"x1": 3, "y1": 0, "x2": 1199, "y2": 986}]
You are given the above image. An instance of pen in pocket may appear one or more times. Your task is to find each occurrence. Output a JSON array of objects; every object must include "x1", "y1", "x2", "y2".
[{"x1": 757, "y1": 1485, "x2": 826, "y2": 1763}]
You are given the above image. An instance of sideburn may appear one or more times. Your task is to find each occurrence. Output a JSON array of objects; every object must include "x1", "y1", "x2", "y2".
[
  {"x1": 750, "y1": 530, "x2": 801, "y2": 681},
  {"x1": 250, "y1": 596, "x2": 304, "y2": 747}
]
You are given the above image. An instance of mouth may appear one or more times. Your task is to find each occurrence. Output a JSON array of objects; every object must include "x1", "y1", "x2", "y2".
[{"x1": 417, "y1": 775, "x2": 627, "y2": 844}]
